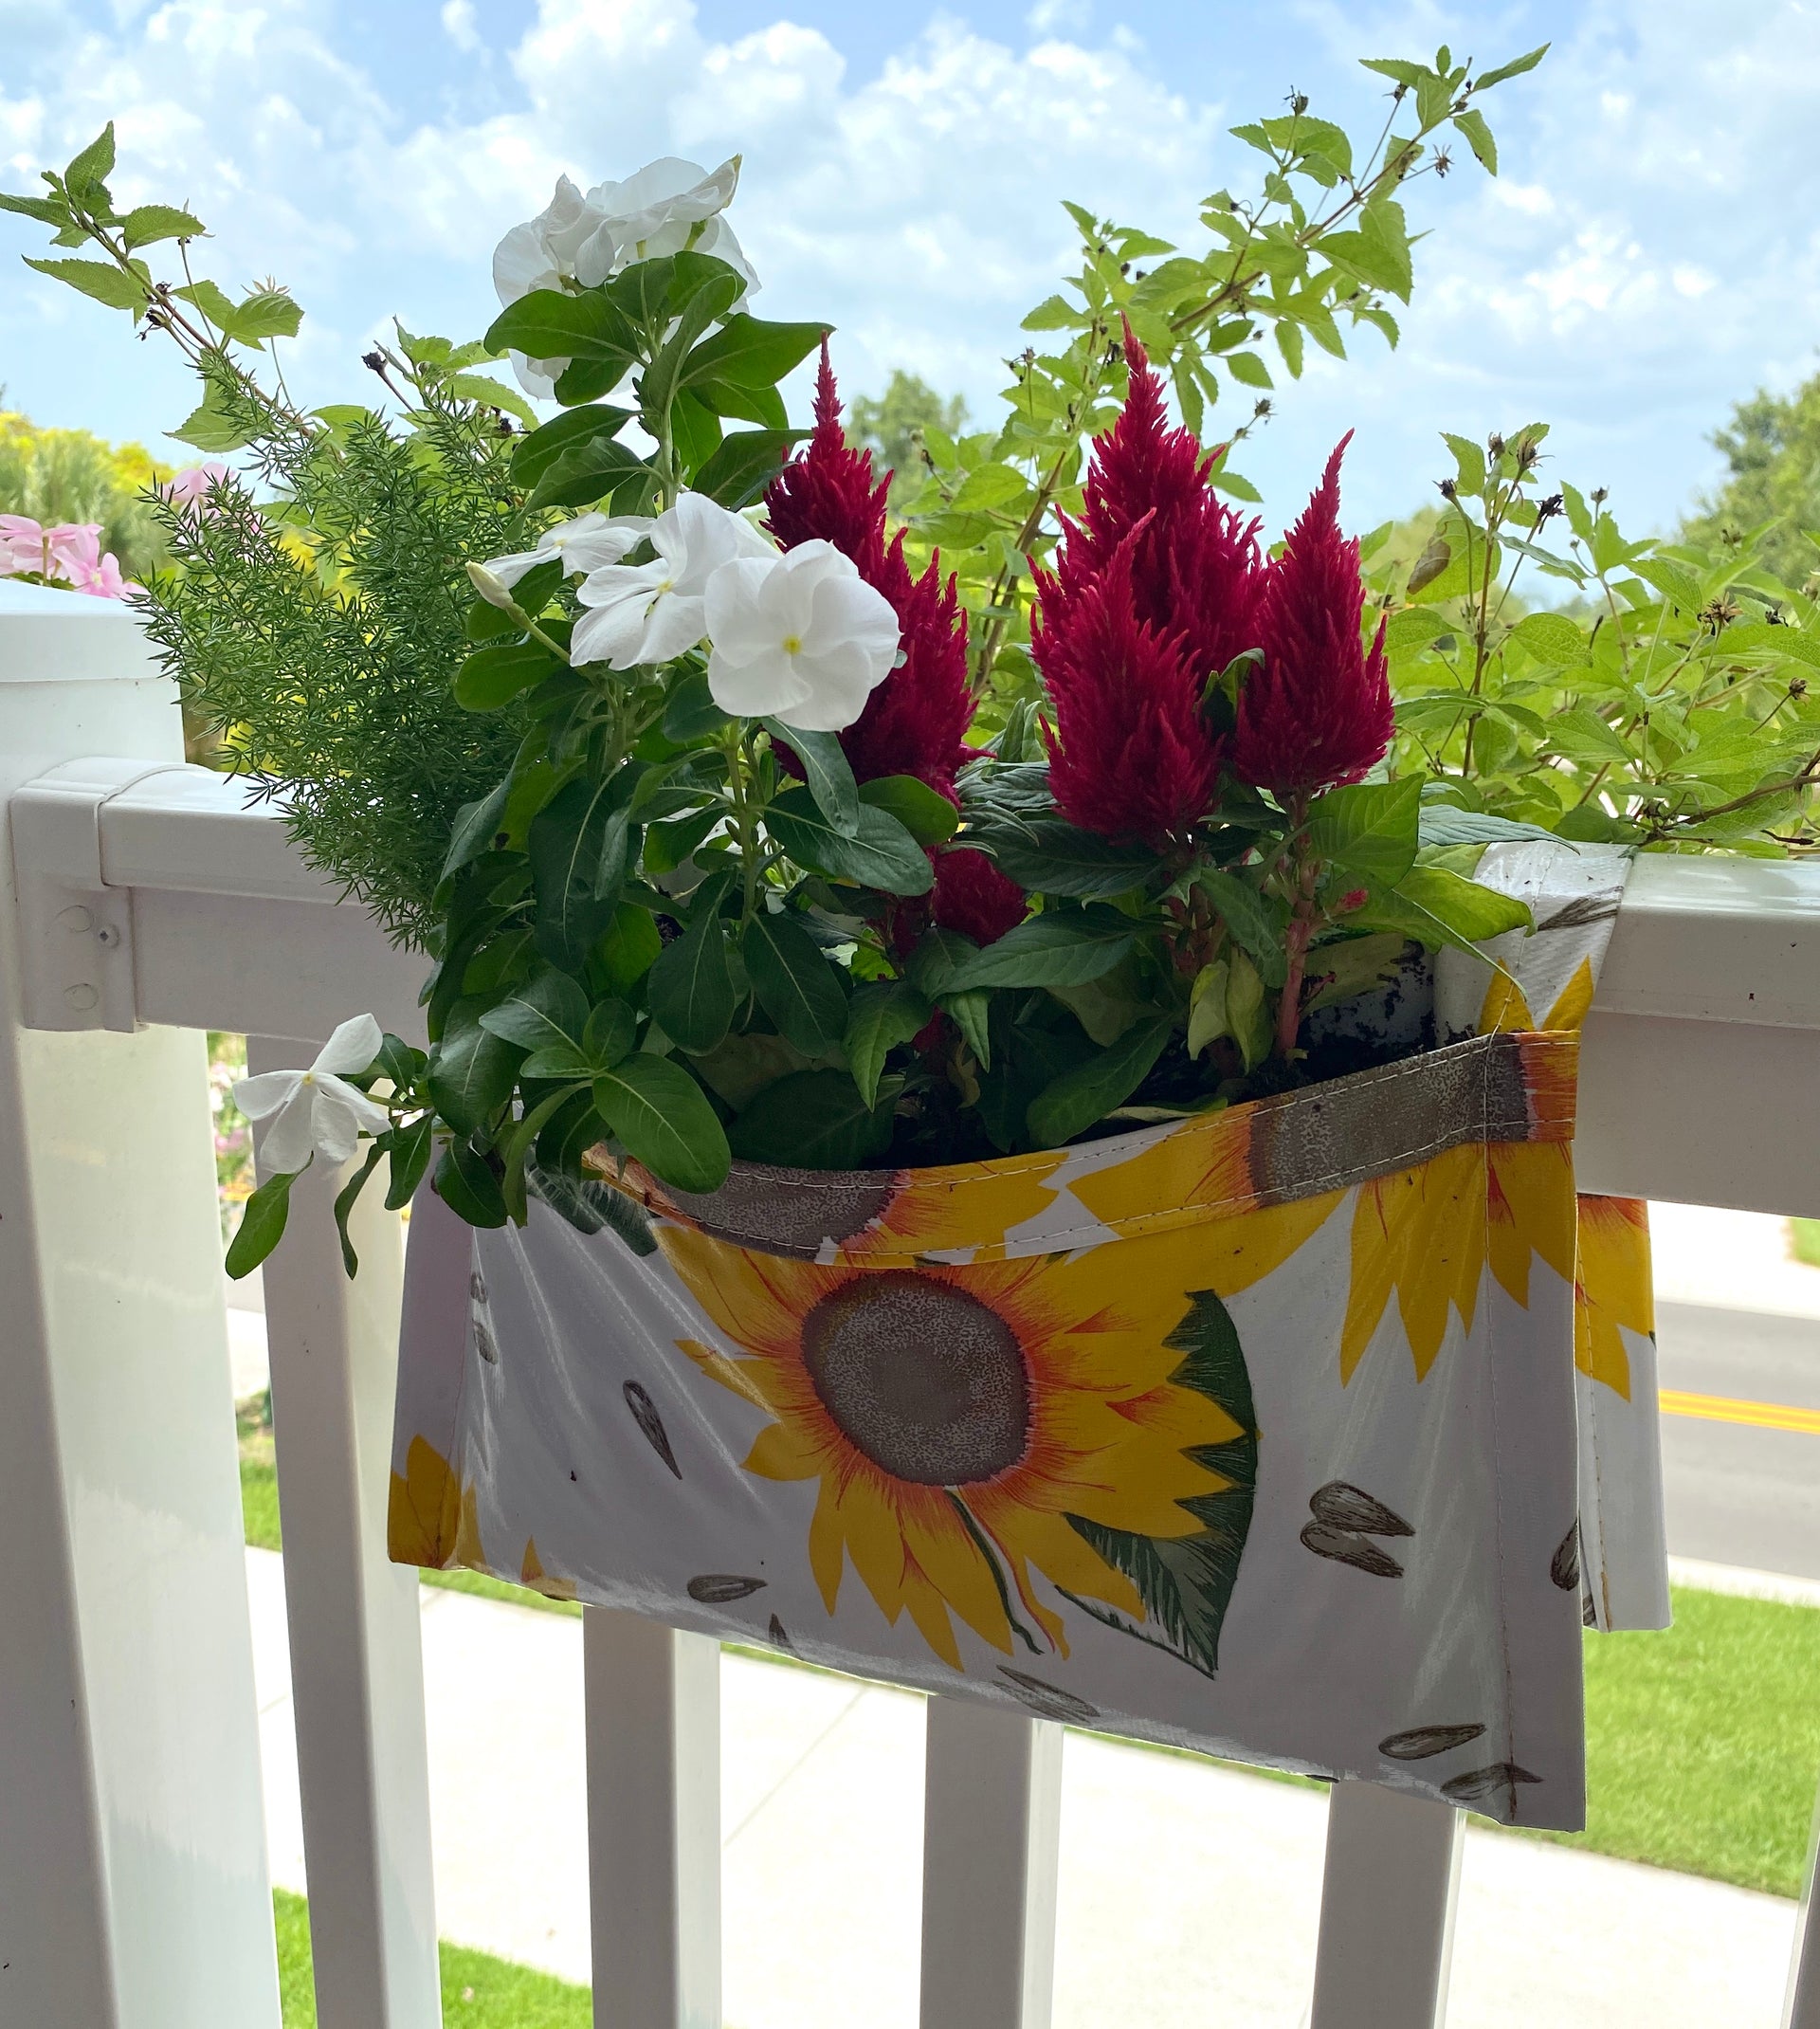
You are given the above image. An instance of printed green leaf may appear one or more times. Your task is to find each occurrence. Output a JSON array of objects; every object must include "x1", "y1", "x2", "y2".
[
  {"x1": 845, "y1": 979, "x2": 935, "y2": 1106},
  {"x1": 592, "y1": 1054, "x2": 732, "y2": 1194},
  {"x1": 1027, "y1": 1016, "x2": 1172, "y2": 1148},
  {"x1": 941, "y1": 905, "x2": 1136, "y2": 994},
  {"x1": 765, "y1": 785, "x2": 934, "y2": 895},
  {"x1": 743, "y1": 910, "x2": 848, "y2": 1054}
]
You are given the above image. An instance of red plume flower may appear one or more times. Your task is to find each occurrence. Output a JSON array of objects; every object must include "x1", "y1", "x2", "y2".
[
  {"x1": 1032, "y1": 537, "x2": 1223, "y2": 844},
  {"x1": 1230, "y1": 433, "x2": 1392, "y2": 799},
  {"x1": 763, "y1": 344, "x2": 972, "y2": 795},
  {"x1": 1042, "y1": 324, "x2": 1265, "y2": 686},
  {"x1": 931, "y1": 846, "x2": 1027, "y2": 947}
]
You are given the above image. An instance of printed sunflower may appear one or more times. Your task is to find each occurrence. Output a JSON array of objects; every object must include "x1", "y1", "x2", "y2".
[{"x1": 658, "y1": 1222, "x2": 1256, "y2": 1671}]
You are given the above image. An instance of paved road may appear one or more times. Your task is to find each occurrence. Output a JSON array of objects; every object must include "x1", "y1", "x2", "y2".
[{"x1": 1656, "y1": 1299, "x2": 1820, "y2": 1581}]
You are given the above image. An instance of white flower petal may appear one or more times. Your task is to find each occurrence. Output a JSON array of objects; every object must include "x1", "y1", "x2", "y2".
[
  {"x1": 308, "y1": 1088, "x2": 366, "y2": 1166},
  {"x1": 315, "y1": 1071, "x2": 391, "y2": 1134},
  {"x1": 258, "y1": 1092, "x2": 318, "y2": 1175},
  {"x1": 315, "y1": 1012, "x2": 383, "y2": 1077},
  {"x1": 492, "y1": 220, "x2": 559, "y2": 306},
  {"x1": 702, "y1": 554, "x2": 785, "y2": 659},
  {"x1": 640, "y1": 592, "x2": 710, "y2": 664},
  {"x1": 773, "y1": 644, "x2": 884, "y2": 732},
  {"x1": 511, "y1": 352, "x2": 562, "y2": 399},
  {"x1": 572, "y1": 597, "x2": 657, "y2": 670},
  {"x1": 706, "y1": 642, "x2": 812, "y2": 720},
  {"x1": 232, "y1": 1068, "x2": 302, "y2": 1121},
  {"x1": 807, "y1": 568, "x2": 901, "y2": 663}
]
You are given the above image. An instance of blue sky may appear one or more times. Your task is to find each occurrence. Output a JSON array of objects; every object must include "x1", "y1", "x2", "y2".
[{"x1": 3, "y1": 0, "x2": 1817, "y2": 535}]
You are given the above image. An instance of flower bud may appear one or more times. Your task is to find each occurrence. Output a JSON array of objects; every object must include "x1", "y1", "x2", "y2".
[{"x1": 465, "y1": 560, "x2": 518, "y2": 612}]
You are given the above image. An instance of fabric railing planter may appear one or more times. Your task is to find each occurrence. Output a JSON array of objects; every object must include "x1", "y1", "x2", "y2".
[{"x1": 391, "y1": 843, "x2": 1665, "y2": 1832}]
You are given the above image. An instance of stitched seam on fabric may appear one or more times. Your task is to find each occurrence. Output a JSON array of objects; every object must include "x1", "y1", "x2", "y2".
[{"x1": 1481, "y1": 1109, "x2": 1524, "y2": 1826}]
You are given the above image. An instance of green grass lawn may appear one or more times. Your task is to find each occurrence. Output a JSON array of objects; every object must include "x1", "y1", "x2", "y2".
[
  {"x1": 243, "y1": 1393, "x2": 1819, "y2": 2024},
  {"x1": 276, "y1": 1890, "x2": 589, "y2": 2027}
]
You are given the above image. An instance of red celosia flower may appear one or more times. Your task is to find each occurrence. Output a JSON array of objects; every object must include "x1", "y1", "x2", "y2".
[
  {"x1": 1230, "y1": 433, "x2": 1392, "y2": 800},
  {"x1": 1031, "y1": 538, "x2": 1224, "y2": 844},
  {"x1": 931, "y1": 846, "x2": 1027, "y2": 946},
  {"x1": 763, "y1": 345, "x2": 972, "y2": 794},
  {"x1": 1041, "y1": 324, "x2": 1265, "y2": 687}
]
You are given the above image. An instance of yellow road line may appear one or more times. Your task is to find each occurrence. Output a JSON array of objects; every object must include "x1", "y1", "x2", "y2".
[{"x1": 1660, "y1": 1388, "x2": 1820, "y2": 1436}]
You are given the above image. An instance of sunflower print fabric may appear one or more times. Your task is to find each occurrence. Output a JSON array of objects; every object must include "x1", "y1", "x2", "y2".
[{"x1": 391, "y1": 841, "x2": 1663, "y2": 1828}]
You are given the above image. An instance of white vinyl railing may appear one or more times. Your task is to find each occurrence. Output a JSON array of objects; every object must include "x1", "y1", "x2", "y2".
[{"x1": 2, "y1": 579, "x2": 1817, "y2": 2029}]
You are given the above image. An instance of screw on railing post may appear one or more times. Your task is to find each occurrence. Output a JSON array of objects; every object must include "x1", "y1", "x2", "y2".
[{"x1": 0, "y1": 582, "x2": 281, "y2": 2026}]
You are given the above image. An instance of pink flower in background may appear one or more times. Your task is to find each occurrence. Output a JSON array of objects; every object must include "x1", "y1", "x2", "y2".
[
  {"x1": 0, "y1": 515, "x2": 135, "y2": 598},
  {"x1": 65, "y1": 551, "x2": 136, "y2": 599},
  {"x1": 44, "y1": 522, "x2": 102, "y2": 577},
  {"x1": 0, "y1": 514, "x2": 49, "y2": 576},
  {"x1": 160, "y1": 463, "x2": 230, "y2": 514}
]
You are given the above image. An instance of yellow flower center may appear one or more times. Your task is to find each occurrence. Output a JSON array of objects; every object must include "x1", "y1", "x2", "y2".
[
  {"x1": 800, "y1": 1271, "x2": 1030, "y2": 1485},
  {"x1": 781, "y1": 631, "x2": 803, "y2": 654}
]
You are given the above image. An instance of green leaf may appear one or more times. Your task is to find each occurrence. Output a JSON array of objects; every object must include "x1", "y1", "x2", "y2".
[
  {"x1": 332, "y1": 1144, "x2": 386, "y2": 1276},
  {"x1": 1509, "y1": 611, "x2": 1585, "y2": 666},
  {"x1": 428, "y1": 996, "x2": 525, "y2": 1135},
  {"x1": 529, "y1": 777, "x2": 628, "y2": 971},
  {"x1": 648, "y1": 908, "x2": 736, "y2": 1053},
  {"x1": 231, "y1": 287, "x2": 303, "y2": 342},
  {"x1": 172, "y1": 382, "x2": 253, "y2": 454},
  {"x1": 640, "y1": 267, "x2": 747, "y2": 430},
  {"x1": 1630, "y1": 555, "x2": 1702, "y2": 612},
  {"x1": 646, "y1": 807, "x2": 722, "y2": 874},
  {"x1": 766, "y1": 721, "x2": 859, "y2": 837},
  {"x1": 765, "y1": 785, "x2": 934, "y2": 896},
  {"x1": 1194, "y1": 868, "x2": 1289, "y2": 977},
  {"x1": 680, "y1": 313, "x2": 830, "y2": 391},
  {"x1": 442, "y1": 779, "x2": 511, "y2": 884},
  {"x1": 1187, "y1": 960, "x2": 1229, "y2": 1059},
  {"x1": 226, "y1": 1167, "x2": 298, "y2": 1279},
  {"x1": 951, "y1": 463, "x2": 1028, "y2": 511},
  {"x1": 1418, "y1": 807, "x2": 1557, "y2": 847},
  {"x1": 1226, "y1": 351, "x2": 1273, "y2": 390},
  {"x1": 119, "y1": 203, "x2": 204, "y2": 248},
  {"x1": 1225, "y1": 949, "x2": 1270, "y2": 1071},
  {"x1": 944, "y1": 989, "x2": 993, "y2": 1068},
  {"x1": 663, "y1": 669, "x2": 733, "y2": 743},
  {"x1": 983, "y1": 820, "x2": 1153, "y2": 899},
  {"x1": 1027, "y1": 1016, "x2": 1172, "y2": 1148},
  {"x1": 64, "y1": 123, "x2": 116, "y2": 191},
  {"x1": 527, "y1": 436, "x2": 650, "y2": 512},
  {"x1": 845, "y1": 979, "x2": 935, "y2": 1106},
  {"x1": 728, "y1": 1069, "x2": 896, "y2": 1169},
  {"x1": 592, "y1": 904, "x2": 664, "y2": 996},
  {"x1": 1451, "y1": 108, "x2": 1498, "y2": 174},
  {"x1": 435, "y1": 1141, "x2": 509, "y2": 1228},
  {"x1": 1474, "y1": 44, "x2": 1549, "y2": 90},
  {"x1": 1021, "y1": 293, "x2": 1085, "y2": 332},
  {"x1": 446, "y1": 371, "x2": 538, "y2": 430},
  {"x1": 479, "y1": 968, "x2": 590, "y2": 1053},
  {"x1": 24, "y1": 255, "x2": 146, "y2": 313},
  {"x1": 743, "y1": 910, "x2": 847, "y2": 1054},
  {"x1": 1549, "y1": 707, "x2": 1633, "y2": 769},
  {"x1": 455, "y1": 638, "x2": 559, "y2": 711},
  {"x1": 859, "y1": 775, "x2": 958, "y2": 846},
  {"x1": 511, "y1": 405, "x2": 636, "y2": 489},
  {"x1": 592, "y1": 1054, "x2": 732, "y2": 1194},
  {"x1": 483, "y1": 286, "x2": 639, "y2": 370},
  {"x1": 0, "y1": 192, "x2": 71, "y2": 227},
  {"x1": 1393, "y1": 866, "x2": 1533, "y2": 941},
  {"x1": 692, "y1": 429, "x2": 810, "y2": 509},
  {"x1": 942, "y1": 905, "x2": 1136, "y2": 993},
  {"x1": 1304, "y1": 777, "x2": 1423, "y2": 886},
  {"x1": 384, "y1": 1116, "x2": 436, "y2": 1210}
]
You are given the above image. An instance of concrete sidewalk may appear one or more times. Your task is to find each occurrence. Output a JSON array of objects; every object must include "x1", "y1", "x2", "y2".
[{"x1": 246, "y1": 1547, "x2": 1800, "y2": 2028}]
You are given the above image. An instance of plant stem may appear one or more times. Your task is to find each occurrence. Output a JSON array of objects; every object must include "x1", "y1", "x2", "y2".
[{"x1": 1274, "y1": 796, "x2": 1318, "y2": 1059}]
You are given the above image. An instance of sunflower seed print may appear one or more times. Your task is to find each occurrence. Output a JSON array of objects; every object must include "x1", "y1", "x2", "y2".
[
  {"x1": 1307, "y1": 1482, "x2": 1414, "y2": 1537},
  {"x1": 1300, "y1": 1522, "x2": 1404, "y2": 1578},
  {"x1": 997, "y1": 1668, "x2": 1098, "y2": 1725},
  {"x1": 1441, "y1": 1762, "x2": 1542, "y2": 1807},
  {"x1": 1550, "y1": 1522, "x2": 1581, "y2": 1592},
  {"x1": 473, "y1": 1317, "x2": 498, "y2": 1365},
  {"x1": 623, "y1": 1380, "x2": 681, "y2": 1479},
  {"x1": 1378, "y1": 1723, "x2": 1487, "y2": 1762},
  {"x1": 768, "y1": 1615, "x2": 792, "y2": 1652},
  {"x1": 469, "y1": 1271, "x2": 486, "y2": 1303},
  {"x1": 687, "y1": 1574, "x2": 767, "y2": 1604}
]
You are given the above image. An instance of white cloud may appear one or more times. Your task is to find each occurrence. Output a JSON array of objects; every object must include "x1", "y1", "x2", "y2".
[
  {"x1": 1028, "y1": 0, "x2": 1092, "y2": 34},
  {"x1": 440, "y1": 0, "x2": 480, "y2": 54}
]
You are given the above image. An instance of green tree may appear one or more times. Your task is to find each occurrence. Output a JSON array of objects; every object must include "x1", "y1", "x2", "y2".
[
  {"x1": 846, "y1": 370, "x2": 967, "y2": 512},
  {"x1": 0, "y1": 405, "x2": 174, "y2": 579},
  {"x1": 1684, "y1": 375, "x2": 1820, "y2": 589}
]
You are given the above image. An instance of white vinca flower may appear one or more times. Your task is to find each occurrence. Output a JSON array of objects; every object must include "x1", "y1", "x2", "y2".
[
  {"x1": 492, "y1": 156, "x2": 756, "y2": 398},
  {"x1": 703, "y1": 539, "x2": 900, "y2": 732},
  {"x1": 573, "y1": 490, "x2": 773, "y2": 668},
  {"x1": 471, "y1": 512, "x2": 653, "y2": 608},
  {"x1": 232, "y1": 1014, "x2": 390, "y2": 1177}
]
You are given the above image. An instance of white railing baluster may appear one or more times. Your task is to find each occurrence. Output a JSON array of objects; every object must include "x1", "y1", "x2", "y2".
[
  {"x1": 582, "y1": 1610, "x2": 722, "y2": 2028},
  {"x1": 1309, "y1": 1780, "x2": 1463, "y2": 2028},
  {"x1": 1787, "y1": 1780, "x2": 1820, "y2": 2029},
  {"x1": 918, "y1": 1695, "x2": 1064, "y2": 2029},
  {"x1": 252, "y1": 1038, "x2": 441, "y2": 2029},
  {"x1": 0, "y1": 587, "x2": 281, "y2": 2027}
]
